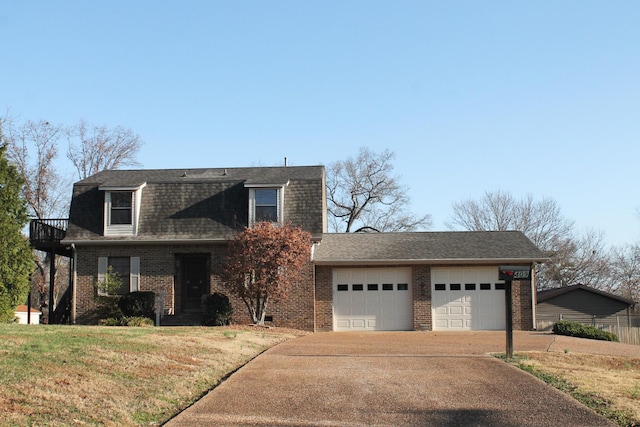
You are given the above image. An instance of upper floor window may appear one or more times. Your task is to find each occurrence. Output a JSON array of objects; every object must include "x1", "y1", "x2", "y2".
[
  {"x1": 247, "y1": 184, "x2": 286, "y2": 226},
  {"x1": 255, "y1": 189, "x2": 278, "y2": 222},
  {"x1": 109, "y1": 192, "x2": 133, "y2": 225},
  {"x1": 101, "y1": 183, "x2": 146, "y2": 236}
]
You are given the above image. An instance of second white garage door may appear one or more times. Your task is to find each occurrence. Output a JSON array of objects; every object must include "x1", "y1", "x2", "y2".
[
  {"x1": 431, "y1": 266, "x2": 506, "y2": 330},
  {"x1": 333, "y1": 267, "x2": 413, "y2": 331}
]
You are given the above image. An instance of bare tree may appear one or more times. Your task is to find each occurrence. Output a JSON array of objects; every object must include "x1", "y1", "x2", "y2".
[
  {"x1": 446, "y1": 191, "x2": 574, "y2": 249},
  {"x1": 537, "y1": 229, "x2": 610, "y2": 289},
  {"x1": 66, "y1": 120, "x2": 143, "y2": 179},
  {"x1": 3, "y1": 118, "x2": 70, "y2": 218},
  {"x1": 327, "y1": 147, "x2": 432, "y2": 232},
  {"x1": 609, "y1": 244, "x2": 640, "y2": 304},
  {"x1": 447, "y1": 190, "x2": 610, "y2": 289},
  {"x1": 2, "y1": 117, "x2": 72, "y2": 317}
]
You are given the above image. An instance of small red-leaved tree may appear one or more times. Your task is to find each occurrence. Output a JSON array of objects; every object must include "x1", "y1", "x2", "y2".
[{"x1": 221, "y1": 222, "x2": 312, "y2": 325}]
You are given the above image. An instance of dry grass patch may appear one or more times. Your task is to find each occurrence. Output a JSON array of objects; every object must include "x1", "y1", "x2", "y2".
[
  {"x1": 517, "y1": 351, "x2": 640, "y2": 426},
  {"x1": 0, "y1": 324, "x2": 304, "y2": 426}
]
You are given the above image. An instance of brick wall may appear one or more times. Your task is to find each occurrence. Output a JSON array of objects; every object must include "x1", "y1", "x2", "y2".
[
  {"x1": 514, "y1": 280, "x2": 534, "y2": 330},
  {"x1": 314, "y1": 266, "x2": 333, "y2": 331},
  {"x1": 74, "y1": 242, "x2": 317, "y2": 330},
  {"x1": 412, "y1": 265, "x2": 432, "y2": 331},
  {"x1": 74, "y1": 247, "x2": 535, "y2": 332}
]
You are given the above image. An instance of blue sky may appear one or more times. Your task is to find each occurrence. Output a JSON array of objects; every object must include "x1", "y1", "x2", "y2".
[{"x1": 2, "y1": 1, "x2": 639, "y2": 247}]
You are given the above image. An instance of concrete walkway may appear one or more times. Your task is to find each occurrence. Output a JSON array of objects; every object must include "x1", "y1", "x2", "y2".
[{"x1": 165, "y1": 331, "x2": 629, "y2": 426}]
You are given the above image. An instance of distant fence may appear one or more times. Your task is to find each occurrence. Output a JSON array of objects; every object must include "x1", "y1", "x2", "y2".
[{"x1": 536, "y1": 315, "x2": 640, "y2": 346}]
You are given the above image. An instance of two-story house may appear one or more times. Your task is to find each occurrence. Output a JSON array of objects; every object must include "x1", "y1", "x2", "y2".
[{"x1": 52, "y1": 164, "x2": 546, "y2": 332}]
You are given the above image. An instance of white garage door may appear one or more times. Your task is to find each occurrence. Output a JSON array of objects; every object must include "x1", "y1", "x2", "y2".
[
  {"x1": 333, "y1": 268, "x2": 413, "y2": 331},
  {"x1": 431, "y1": 266, "x2": 506, "y2": 330}
]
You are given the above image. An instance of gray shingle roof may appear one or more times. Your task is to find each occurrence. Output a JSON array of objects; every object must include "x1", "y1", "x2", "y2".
[
  {"x1": 64, "y1": 166, "x2": 325, "y2": 242},
  {"x1": 76, "y1": 166, "x2": 320, "y2": 187},
  {"x1": 537, "y1": 284, "x2": 635, "y2": 305},
  {"x1": 313, "y1": 231, "x2": 547, "y2": 264}
]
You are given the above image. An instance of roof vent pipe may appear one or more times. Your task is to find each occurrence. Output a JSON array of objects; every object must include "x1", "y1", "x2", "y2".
[
  {"x1": 284, "y1": 157, "x2": 288, "y2": 167},
  {"x1": 223, "y1": 169, "x2": 227, "y2": 175}
]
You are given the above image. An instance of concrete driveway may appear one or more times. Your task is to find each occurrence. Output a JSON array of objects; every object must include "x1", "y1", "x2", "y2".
[{"x1": 165, "y1": 331, "x2": 626, "y2": 426}]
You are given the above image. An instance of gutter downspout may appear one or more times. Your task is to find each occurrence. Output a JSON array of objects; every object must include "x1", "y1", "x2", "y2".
[
  {"x1": 311, "y1": 241, "x2": 318, "y2": 332},
  {"x1": 71, "y1": 244, "x2": 77, "y2": 324},
  {"x1": 531, "y1": 263, "x2": 537, "y2": 330}
]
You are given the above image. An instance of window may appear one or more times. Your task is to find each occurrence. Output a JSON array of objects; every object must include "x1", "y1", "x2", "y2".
[
  {"x1": 450, "y1": 283, "x2": 461, "y2": 291},
  {"x1": 397, "y1": 283, "x2": 409, "y2": 291},
  {"x1": 352, "y1": 284, "x2": 364, "y2": 291},
  {"x1": 367, "y1": 284, "x2": 379, "y2": 291},
  {"x1": 107, "y1": 257, "x2": 131, "y2": 295},
  {"x1": 98, "y1": 256, "x2": 140, "y2": 295},
  {"x1": 495, "y1": 283, "x2": 506, "y2": 290},
  {"x1": 337, "y1": 284, "x2": 348, "y2": 291},
  {"x1": 382, "y1": 283, "x2": 393, "y2": 291},
  {"x1": 465, "y1": 283, "x2": 476, "y2": 291},
  {"x1": 434, "y1": 284, "x2": 446, "y2": 291},
  {"x1": 109, "y1": 192, "x2": 133, "y2": 224},
  {"x1": 248, "y1": 186, "x2": 284, "y2": 225},
  {"x1": 480, "y1": 283, "x2": 491, "y2": 290},
  {"x1": 102, "y1": 183, "x2": 145, "y2": 236},
  {"x1": 255, "y1": 189, "x2": 278, "y2": 222}
]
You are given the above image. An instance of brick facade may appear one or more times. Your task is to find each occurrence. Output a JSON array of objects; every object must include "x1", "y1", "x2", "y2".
[
  {"x1": 412, "y1": 265, "x2": 432, "y2": 331},
  {"x1": 314, "y1": 266, "x2": 334, "y2": 331},
  {"x1": 74, "y1": 242, "x2": 316, "y2": 330},
  {"x1": 75, "y1": 245, "x2": 534, "y2": 332}
]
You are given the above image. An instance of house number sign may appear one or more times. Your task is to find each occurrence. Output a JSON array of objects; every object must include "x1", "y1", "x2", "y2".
[{"x1": 498, "y1": 266, "x2": 531, "y2": 281}]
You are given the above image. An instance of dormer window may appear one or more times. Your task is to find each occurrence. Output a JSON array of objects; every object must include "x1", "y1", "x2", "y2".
[
  {"x1": 255, "y1": 189, "x2": 278, "y2": 222},
  {"x1": 246, "y1": 182, "x2": 287, "y2": 226},
  {"x1": 109, "y1": 192, "x2": 133, "y2": 225},
  {"x1": 101, "y1": 183, "x2": 146, "y2": 236}
]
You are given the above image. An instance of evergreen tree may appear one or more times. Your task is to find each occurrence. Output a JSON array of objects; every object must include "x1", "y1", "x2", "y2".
[{"x1": 0, "y1": 132, "x2": 34, "y2": 322}]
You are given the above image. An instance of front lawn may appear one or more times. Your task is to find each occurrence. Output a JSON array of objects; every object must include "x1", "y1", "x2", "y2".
[
  {"x1": 508, "y1": 351, "x2": 640, "y2": 427},
  {"x1": 0, "y1": 324, "x2": 302, "y2": 426}
]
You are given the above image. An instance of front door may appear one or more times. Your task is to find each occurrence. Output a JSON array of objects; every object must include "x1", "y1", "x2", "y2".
[{"x1": 179, "y1": 254, "x2": 209, "y2": 312}]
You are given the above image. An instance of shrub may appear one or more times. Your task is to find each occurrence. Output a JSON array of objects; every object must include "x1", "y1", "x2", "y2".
[
  {"x1": 202, "y1": 293, "x2": 233, "y2": 326},
  {"x1": 118, "y1": 291, "x2": 155, "y2": 319},
  {"x1": 553, "y1": 320, "x2": 618, "y2": 342},
  {"x1": 99, "y1": 316, "x2": 154, "y2": 327},
  {"x1": 94, "y1": 296, "x2": 124, "y2": 322}
]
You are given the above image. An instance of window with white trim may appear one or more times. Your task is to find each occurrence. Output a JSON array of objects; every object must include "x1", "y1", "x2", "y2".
[
  {"x1": 248, "y1": 187, "x2": 284, "y2": 225},
  {"x1": 102, "y1": 183, "x2": 146, "y2": 236},
  {"x1": 97, "y1": 256, "x2": 140, "y2": 296},
  {"x1": 108, "y1": 191, "x2": 133, "y2": 225},
  {"x1": 255, "y1": 189, "x2": 278, "y2": 222}
]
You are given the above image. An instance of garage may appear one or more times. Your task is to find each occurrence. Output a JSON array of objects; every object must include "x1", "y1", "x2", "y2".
[
  {"x1": 333, "y1": 267, "x2": 413, "y2": 331},
  {"x1": 431, "y1": 266, "x2": 506, "y2": 330}
]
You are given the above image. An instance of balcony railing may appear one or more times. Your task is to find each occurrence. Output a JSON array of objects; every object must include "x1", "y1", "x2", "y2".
[{"x1": 29, "y1": 218, "x2": 69, "y2": 246}]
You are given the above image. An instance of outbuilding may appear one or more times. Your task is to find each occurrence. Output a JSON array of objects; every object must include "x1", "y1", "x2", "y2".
[
  {"x1": 536, "y1": 284, "x2": 636, "y2": 329},
  {"x1": 14, "y1": 305, "x2": 41, "y2": 324}
]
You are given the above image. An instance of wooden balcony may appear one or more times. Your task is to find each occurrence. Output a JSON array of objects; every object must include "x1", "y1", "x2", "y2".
[{"x1": 29, "y1": 218, "x2": 72, "y2": 257}]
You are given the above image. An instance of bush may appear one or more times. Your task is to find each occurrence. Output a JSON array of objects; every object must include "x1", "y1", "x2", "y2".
[
  {"x1": 553, "y1": 320, "x2": 618, "y2": 342},
  {"x1": 202, "y1": 293, "x2": 233, "y2": 326},
  {"x1": 99, "y1": 316, "x2": 154, "y2": 327},
  {"x1": 118, "y1": 291, "x2": 155, "y2": 318},
  {"x1": 94, "y1": 296, "x2": 124, "y2": 321}
]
